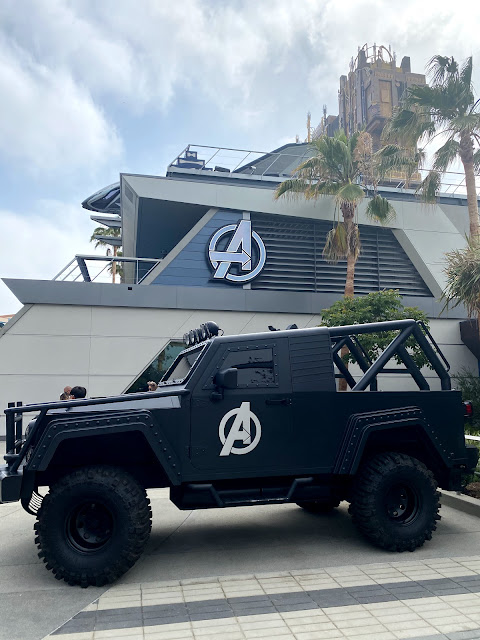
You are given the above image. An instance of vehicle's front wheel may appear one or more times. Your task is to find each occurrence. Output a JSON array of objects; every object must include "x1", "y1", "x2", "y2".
[
  {"x1": 349, "y1": 452, "x2": 440, "y2": 552},
  {"x1": 34, "y1": 466, "x2": 152, "y2": 587}
]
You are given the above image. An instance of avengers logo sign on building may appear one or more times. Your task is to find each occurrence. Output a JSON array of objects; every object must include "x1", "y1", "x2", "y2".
[{"x1": 208, "y1": 220, "x2": 266, "y2": 284}]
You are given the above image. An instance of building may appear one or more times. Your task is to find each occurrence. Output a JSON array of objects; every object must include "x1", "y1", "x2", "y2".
[
  {"x1": 0, "y1": 141, "x2": 477, "y2": 435},
  {"x1": 339, "y1": 43, "x2": 426, "y2": 151},
  {"x1": 315, "y1": 44, "x2": 425, "y2": 156}
]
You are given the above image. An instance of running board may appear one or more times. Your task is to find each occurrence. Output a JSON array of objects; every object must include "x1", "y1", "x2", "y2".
[{"x1": 170, "y1": 477, "x2": 336, "y2": 509}]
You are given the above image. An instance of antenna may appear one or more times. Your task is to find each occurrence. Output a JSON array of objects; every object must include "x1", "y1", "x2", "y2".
[{"x1": 307, "y1": 112, "x2": 311, "y2": 143}]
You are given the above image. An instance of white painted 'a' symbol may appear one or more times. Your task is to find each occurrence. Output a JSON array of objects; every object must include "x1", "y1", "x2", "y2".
[{"x1": 219, "y1": 402, "x2": 262, "y2": 456}]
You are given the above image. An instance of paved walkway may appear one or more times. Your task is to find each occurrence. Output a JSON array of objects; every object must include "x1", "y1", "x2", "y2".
[{"x1": 45, "y1": 556, "x2": 480, "y2": 640}]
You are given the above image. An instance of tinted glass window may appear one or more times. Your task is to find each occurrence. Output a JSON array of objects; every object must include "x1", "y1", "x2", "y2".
[
  {"x1": 126, "y1": 340, "x2": 184, "y2": 392},
  {"x1": 222, "y1": 348, "x2": 276, "y2": 388},
  {"x1": 162, "y1": 346, "x2": 204, "y2": 383}
]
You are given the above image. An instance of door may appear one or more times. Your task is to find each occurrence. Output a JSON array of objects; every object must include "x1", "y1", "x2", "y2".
[{"x1": 189, "y1": 339, "x2": 294, "y2": 475}]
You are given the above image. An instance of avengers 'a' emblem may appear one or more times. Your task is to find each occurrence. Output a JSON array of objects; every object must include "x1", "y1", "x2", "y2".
[
  {"x1": 219, "y1": 402, "x2": 262, "y2": 456},
  {"x1": 208, "y1": 220, "x2": 266, "y2": 283}
]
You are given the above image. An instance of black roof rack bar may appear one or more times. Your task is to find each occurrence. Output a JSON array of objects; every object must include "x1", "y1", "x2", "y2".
[
  {"x1": 418, "y1": 321, "x2": 451, "y2": 372},
  {"x1": 352, "y1": 324, "x2": 416, "y2": 391},
  {"x1": 332, "y1": 351, "x2": 357, "y2": 388},
  {"x1": 396, "y1": 344, "x2": 430, "y2": 390},
  {"x1": 327, "y1": 320, "x2": 450, "y2": 392}
]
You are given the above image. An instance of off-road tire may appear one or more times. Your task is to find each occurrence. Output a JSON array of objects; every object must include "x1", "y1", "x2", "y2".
[
  {"x1": 349, "y1": 452, "x2": 440, "y2": 552},
  {"x1": 296, "y1": 498, "x2": 341, "y2": 513},
  {"x1": 34, "y1": 466, "x2": 152, "y2": 587}
]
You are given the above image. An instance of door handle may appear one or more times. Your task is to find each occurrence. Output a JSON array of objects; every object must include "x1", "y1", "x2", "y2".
[{"x1": 265, "y1": 398, "x2": 292, "y2": 406}]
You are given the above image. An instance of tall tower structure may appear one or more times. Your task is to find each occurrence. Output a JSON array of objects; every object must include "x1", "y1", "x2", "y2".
[{"x1": 338, "y1": 44, "x2": 426, "y2": 150}]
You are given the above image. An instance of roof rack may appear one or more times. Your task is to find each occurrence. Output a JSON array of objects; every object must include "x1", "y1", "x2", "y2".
[{"x1": 328, "y1": 319, "x2": 451, "y2": 391}]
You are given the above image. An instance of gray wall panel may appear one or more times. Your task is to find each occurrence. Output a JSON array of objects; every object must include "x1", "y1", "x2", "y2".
[{"x1": 151, "y1": 210, "x2": 242, "y2": 288}]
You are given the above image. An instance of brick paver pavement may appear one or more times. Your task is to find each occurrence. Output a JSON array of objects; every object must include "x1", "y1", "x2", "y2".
[{"x1": 44, "y1": 556, "x2": 480, "y2": 640}]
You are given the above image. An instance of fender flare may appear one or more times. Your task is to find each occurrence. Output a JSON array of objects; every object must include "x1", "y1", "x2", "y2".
[
  {"x1": 26, "y1": 410, "x2": 182, "y2": 485},
  {"x1": 334, "y1": 406, "x2": 453, "y2": 475}
]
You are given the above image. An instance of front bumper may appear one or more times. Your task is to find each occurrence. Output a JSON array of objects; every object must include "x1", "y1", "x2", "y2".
[{"x1": 0, "y1": 465, "x2": 22, "y2": 503}]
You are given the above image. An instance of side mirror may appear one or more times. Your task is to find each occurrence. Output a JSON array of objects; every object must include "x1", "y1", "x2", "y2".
[{"x1": 214, "y1": 367, "x2": 238, "y2": 389}]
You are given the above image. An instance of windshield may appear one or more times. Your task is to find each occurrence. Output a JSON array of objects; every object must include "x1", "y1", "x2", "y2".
[{"x1": 161, "y1": 345, "x2": 205, "y2": 383}]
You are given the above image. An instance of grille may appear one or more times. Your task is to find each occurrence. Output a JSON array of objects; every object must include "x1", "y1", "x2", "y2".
[{"x1": 251, "y1": 213, "x2": 431, "y2": 297}]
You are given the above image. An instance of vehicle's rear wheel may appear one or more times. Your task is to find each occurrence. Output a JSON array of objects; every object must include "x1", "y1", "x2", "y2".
[
  {"x1": 296, "y1": 498, "x2": 340, "y2": 513},
  {"x1": 34, "y1": 466, "x2": 152, "y2": 587},
  {"x1": 349, "y1": 452, "x2": 440, "y2": 552}
]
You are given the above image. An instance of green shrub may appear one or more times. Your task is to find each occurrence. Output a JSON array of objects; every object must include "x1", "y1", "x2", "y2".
[
  {"x1": 320, "y1": 290, "x2": 431, "y2": 369},
  {"x1": 453, "y1": 368, "x2": 480, "y2": 435}
]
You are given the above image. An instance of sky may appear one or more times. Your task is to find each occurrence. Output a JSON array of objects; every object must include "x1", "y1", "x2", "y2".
[{"x1": 1, "y1": 0, "x2": 479, "y2": 312}]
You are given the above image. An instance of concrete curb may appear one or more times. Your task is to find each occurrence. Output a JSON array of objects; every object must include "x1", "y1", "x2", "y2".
[{"x1": 441, "y1": 489, "x2": 480, "y2": 518}]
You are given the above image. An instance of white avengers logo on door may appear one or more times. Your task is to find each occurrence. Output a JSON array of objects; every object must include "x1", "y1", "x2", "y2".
[
  {"x1": 219, "y1": 402, "x2": 262, "y2": 456},
  {"x1": 208, "y1": 220, "x2": 266, "y2": 283}
]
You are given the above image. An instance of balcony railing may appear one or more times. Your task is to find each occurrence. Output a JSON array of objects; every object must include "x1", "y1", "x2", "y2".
[
  {"x1": 53, "y1": 255, "x2": 161, "y2": 285},
  {"x1": 168, "y1": 144, "x2": 480, "y2": 197},
  {"x1": 168, "y1": 144, "x2": 314, "y2": 178}
]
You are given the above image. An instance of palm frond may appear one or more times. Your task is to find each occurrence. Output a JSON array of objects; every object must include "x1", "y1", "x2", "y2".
[
  {"x1": 365, "y1": 195, "x2": 396, "y2": 225},
  {"x1": 375, "y1": 143, "x2": 423, "y2": 180},
  {"x1": 347, "y1": 224, "x2": 361, "y2": 262},
  {"x1": 90, "y1": 226, "x2": 121, "y2": 250},
  {"x1": 432, "y1": 138, "x2": 460, "y2": 173},
  {"x1": 308, "y1": 180, "x2": 342, "y2": 198},
  {"x1": 460, "y1": 56, "x2": 473, "y2": 90},
  {"x1": 335, "y1": 182, "x2": 364, "y2": 207},
  {"x1": 427, "y1": 55, "x2": 458, "y2": 85},
  {"x1": 442, "y1": 236, "x2": 480, "y2": 315},
  {"x1": 383, "y1": 106, "x2": 434, "y2": 146},
  {"x1": 448, "y1": 113, "x2": 480, "y2": 135},
  {"x1": 416, "y1": 170, "x2": 442, "y2": 204},
  {"x1": 323, "y1": 223, "x2": 348, "y2": 264},
  {"x1": 274, "y1": 178, "x2": 310, "y2": 200}
]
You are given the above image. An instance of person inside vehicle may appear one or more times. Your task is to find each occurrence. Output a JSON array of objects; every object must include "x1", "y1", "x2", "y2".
[
  {"x1": 70, "y1": 386, "x2": 87, "y2": 399},
  {"x1": 60, "y1": 386, "x2": 72, "y2": 400},
  {"x1": 147, "y1": 381, "x2": 158, "y2": 391}
]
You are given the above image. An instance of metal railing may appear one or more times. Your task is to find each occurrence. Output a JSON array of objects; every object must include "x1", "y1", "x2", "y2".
[
  {"x1": 329, "y1": 319, "x2": 451, "y2": 391},
  {"x1": 168, "y1": 144, "x2": 480, "y2": 197},
  {"x1": 168, "y1": 144, "x2": 314, "y2": 177},
  {"x1": 53, "y1": 255, "x2": 161, "y2": 285}
]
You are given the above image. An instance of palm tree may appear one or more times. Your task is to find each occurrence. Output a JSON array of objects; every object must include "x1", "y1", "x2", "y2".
[
  {"x1": 443, "y1": 237, "x2": 480, "y2": 336},
  {"x1": 90, "y1": 226, "x2": 122, "y2": 283},
  {"x1": 382, "y1": 55, "x2": 480, "y2": 238},
  {"x1": 275, "y1": 130, "x2": 396, "y2": 391},
  {"x1": 274, "y1": 130, "x2": 395, "y2": 297}
]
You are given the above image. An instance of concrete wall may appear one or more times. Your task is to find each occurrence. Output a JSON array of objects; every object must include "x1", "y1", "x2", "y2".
[{"x1": 0, "y1": 302, "x2": 476, "y2": 436}]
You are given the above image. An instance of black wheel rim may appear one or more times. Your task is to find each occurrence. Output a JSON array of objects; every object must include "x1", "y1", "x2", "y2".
[
  {"x1": 385, "y1": 483, "x2": 420, "y2": 525},
  {"x1": 66, "y1": 502, "x2": 114, "y2": 553}
]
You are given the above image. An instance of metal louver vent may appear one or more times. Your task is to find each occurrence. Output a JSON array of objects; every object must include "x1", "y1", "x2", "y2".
[{"x1": 250, "y1": 213, "x2": 432, "y2": 297}]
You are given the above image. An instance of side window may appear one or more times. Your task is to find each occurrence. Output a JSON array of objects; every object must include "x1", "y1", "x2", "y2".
[{"x1": 220, "y1": 347, "x2": 277, "y2": 388}]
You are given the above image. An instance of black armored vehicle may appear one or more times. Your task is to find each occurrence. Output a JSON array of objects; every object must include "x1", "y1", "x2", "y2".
[{"x1": 1, "y1": 319, "x2": 478, "y2": 587}]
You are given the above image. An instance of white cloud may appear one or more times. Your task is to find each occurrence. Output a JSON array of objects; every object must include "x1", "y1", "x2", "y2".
[
  {"x1": 0, "y1": 202, "x2": 98, "y2": 313},
  {"x1": 2, "y1": 0, "x2": 480, "y2": 152},
  {"x1": 1, "y1": 0, "x2": 480, "y2": 318},
  {"x1": 0, "y1": 35, "x2": 122, "y2": 179}
]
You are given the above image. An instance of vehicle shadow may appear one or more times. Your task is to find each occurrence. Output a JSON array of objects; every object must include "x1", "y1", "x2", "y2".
[{"x1": 123, "y1": 502, "x2": 386, "y2": 583}]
